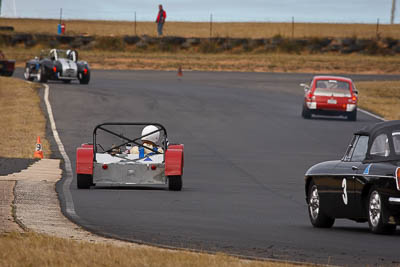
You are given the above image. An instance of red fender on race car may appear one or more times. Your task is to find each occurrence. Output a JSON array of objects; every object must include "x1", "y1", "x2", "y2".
[
  {"x1": 165, "y1": 144, "x2": 184, "y2": 176},
  {"x1": 76, "y1": 144, "x2": 94, "y2": 175}
]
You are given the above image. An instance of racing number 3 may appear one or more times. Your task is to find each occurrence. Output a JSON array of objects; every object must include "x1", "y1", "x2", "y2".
[{"x1": 342, "y1": 178, "x2": 348, "y2": 205}]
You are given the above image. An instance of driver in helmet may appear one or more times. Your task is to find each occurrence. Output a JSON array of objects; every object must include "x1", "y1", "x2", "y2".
[
  {"x1": 66, "y1": 49, "x2": 78, "y2": 61},
  {"x1": 130, "y1": 125, "x2": 163, "y2": 157}
]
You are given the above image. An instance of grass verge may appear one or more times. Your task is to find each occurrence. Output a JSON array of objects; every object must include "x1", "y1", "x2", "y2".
[
  {"x1": 0, "y1": 232, "x2": 305, "y2": 267},
  {"x1": 1, "y1": 18, "x2": 400, "y2": 39},
  {"x1": 0, "y1": 77, "x2": 51, "y2": 158},
  {"x1": 357, "y1": 81, "x2": 400, "y2": 120}
]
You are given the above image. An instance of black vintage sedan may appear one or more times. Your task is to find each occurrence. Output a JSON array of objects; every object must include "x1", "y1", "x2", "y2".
[{"x1": 305, "y1": 120, "x2": 400, "y2": 234}]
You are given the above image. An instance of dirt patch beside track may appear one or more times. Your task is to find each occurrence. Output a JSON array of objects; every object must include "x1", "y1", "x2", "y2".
[{"x1": 0, "y1": 181, "x2": 20, "y2": 233}]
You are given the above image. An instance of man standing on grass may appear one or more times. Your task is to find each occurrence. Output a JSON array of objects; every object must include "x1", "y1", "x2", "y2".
[{"x1": 156, "y1": 4, "x2": 166, "y2": 36}]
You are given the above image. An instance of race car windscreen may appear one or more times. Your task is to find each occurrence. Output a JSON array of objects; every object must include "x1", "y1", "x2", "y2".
[
  {"x1": 56, "y1": 50, "x2": 68, "y2": 59},
  {"x1": 314, "y1": 80, "x2": 351, "y2": 97},
  {"x1": 94, "y1": 124, "x2": 166, "y2": 155}
]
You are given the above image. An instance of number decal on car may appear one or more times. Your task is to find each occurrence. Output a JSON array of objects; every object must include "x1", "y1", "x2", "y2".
[{"x1": 342, "y1": 178, "x2": 348, "y2": 205}]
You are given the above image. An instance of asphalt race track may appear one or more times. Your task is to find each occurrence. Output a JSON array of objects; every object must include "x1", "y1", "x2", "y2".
[{"x1": 15, "y1": 69, "x2": 400, "y2": 266}]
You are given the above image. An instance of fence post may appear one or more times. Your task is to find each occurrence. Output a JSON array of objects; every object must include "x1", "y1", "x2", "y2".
[
  {"x1": 291, "y1": 16, "x2": 294, "y2": 38},
  {"x1": 376, "y1": 18, "x2": 380, "y2": 39},
  {"x1": 134, "y1": 11, "x2": 137, "y2": 36},
  {"x1": 391, "y1": 0, "x2": 396, "y2": 24},
  {"x1": 210, "y1": 13, "x2": 213, "y2": 38}
]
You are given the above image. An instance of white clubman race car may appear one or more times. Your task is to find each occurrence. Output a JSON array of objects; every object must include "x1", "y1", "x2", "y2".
[
  {"x1": 24, "y1": 49, "x2": 90, "y2": 84},
  {"x1": 76, "y1": 123, "x2": 184, "y2": 190}
]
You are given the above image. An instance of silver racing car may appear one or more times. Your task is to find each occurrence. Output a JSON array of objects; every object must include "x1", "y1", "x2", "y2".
[{"x1": 24, "y1": 49, "x2": 90, "y2": 84}]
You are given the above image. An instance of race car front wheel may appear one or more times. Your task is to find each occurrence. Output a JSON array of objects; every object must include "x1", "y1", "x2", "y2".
[
  {"x1": 168, "y1": 175, "x2": 182, "y2": 191},
  {"x1": 367, "y1": 188, "x2": 396, "y2": 234},
  {"x1": 307, "y1": 182, "x2": 334, "y2": 228}
]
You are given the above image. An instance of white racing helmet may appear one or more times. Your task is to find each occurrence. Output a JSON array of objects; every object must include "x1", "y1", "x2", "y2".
[{"x1": 141, "y1": 125, "x2": 160, "y2": 144}]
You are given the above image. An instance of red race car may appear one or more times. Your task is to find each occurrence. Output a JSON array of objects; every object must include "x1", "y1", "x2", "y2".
[
  {"x1": 301, "y1": 76, "x2": 358, "y2": 121},
  {"x1": 76, "y1": 122, "x2": 184, "y2": 191}
]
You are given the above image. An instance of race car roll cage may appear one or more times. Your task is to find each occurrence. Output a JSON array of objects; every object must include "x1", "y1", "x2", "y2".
[{"x1": 93, "y1": 122, "x2": 168, "y2": 162}]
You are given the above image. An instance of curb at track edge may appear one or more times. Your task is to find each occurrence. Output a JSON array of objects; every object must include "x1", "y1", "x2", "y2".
[
  {"x1": 43, "y1": 84, "x2": 80, "y2": 221},
  {"x1": 358, "y1": 108, "x2": 386, "y2": 122}
]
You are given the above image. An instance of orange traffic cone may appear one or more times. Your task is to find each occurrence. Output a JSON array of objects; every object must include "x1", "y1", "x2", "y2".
[
  {"x1": 34, "y1": 136, "x2": 43, "y2": 159},
  {"x1": 177, "y1": 66, "x2": 183, "y2": 77}
]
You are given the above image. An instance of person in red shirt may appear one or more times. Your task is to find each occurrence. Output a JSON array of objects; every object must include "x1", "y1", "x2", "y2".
[{"x1": 155, "y1": 4, "x2": 166, "y2": 36}]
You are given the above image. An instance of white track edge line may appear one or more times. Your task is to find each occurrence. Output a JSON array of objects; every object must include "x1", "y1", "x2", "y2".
[
  {"x1": 358, "y1": 108, "x2": 386, "y2": 122},
  {"x1": 43, "y1": 84, "x2": 79, "y2": 219}
]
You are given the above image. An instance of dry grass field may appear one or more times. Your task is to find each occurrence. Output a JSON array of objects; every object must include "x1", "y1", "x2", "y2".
[
  {"x1": 357, "y1": 81, "x2": 400, "y2": 120},
  {"x1": 1, "y1": 18, "x2": 400, "y2": 38},
  {"x1": 0, "y1": 77, "x2": 51, "y2": 158},
  {"x1": 0, "y1": 232, "x2": 305, "y2": 267}
]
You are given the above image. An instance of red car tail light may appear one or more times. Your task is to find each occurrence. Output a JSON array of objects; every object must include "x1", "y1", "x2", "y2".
[
  {"x1": 84, "y1": 68, "x2": 88, "y2": 75},
  {"x1": 53, "y1": 66, "x2": 57, "y2": 72},
  {"x1": 352, "y1": 95, "x2": 357, "y2": 101},
  {"x1": 396, "y1": 168, "x2": 400, "y2": 190}
]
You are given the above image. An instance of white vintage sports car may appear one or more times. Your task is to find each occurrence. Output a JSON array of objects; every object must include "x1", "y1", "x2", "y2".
[{"x1": 24, "y1": 49, "x2": 90, "y2": 84}]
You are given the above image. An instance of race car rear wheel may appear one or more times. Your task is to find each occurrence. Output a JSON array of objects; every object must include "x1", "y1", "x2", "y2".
[
  {"x1": 302, "y1": 105, "x2": 312, "y2": 119},
  {"x1": 37, "y1": 65, "x2": 47, "y2": 83},
  {"x1": 4, "y1": 71, "x2": 13, "y2": 77},
  {"x1": 79, "y1": 71, "x2": 90, "y2": 84},
  {"x1": 168, "y1": 175, "x2": 182, "y2": 191},
  {"x1": 24, "y1": 67, "x2": 34, "y2": 81},
  {"x1": 77, "y1": 174, "x2": 93, "y2": 189},
  {"x1": 307, "y1": 182, "x2": 335, "y2": 228},
  {"x1": 347, "y1": 109, "x2": 357, "y2": 121},
  {"x1": 367, "y1": 189, "x2": 396, "y2": 234}
]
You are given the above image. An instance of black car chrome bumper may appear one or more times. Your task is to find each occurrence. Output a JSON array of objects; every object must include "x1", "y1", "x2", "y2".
[{"x1": 388, "y1": 197, "x2": 400, "y2": 205}]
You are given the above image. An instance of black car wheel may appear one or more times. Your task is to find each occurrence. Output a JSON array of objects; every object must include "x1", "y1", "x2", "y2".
[
  {"x1": 4, "y1": 71, "x2": 13, "y2": 77},
  {"x1": 302, "y1": 105, "x2": 312, "y2": 119},
  {"x1": 308, "y1": 182, "x2": 335, "y2": 228},
  {"x1": 37, "y1": 65, "x2": 47, "y2": 83},
  {"x1": 77, "y1": 174, "x2": 93, "y2": 189},
  {"x1": 24, "y1": 67, "x2": 34, "y2": 81},
  {"x1": 168, "y1": 175, "x2": 182, "y2": 191},
  {"x1": 347, "y1": 109, "x2": 357, "y2": 121},
  {"x1": 79, "y1": 71, "x2": 90, "y2": 84},
  {"x1": 367, "y1": 189, "x2": 396, "y2": 234}
]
